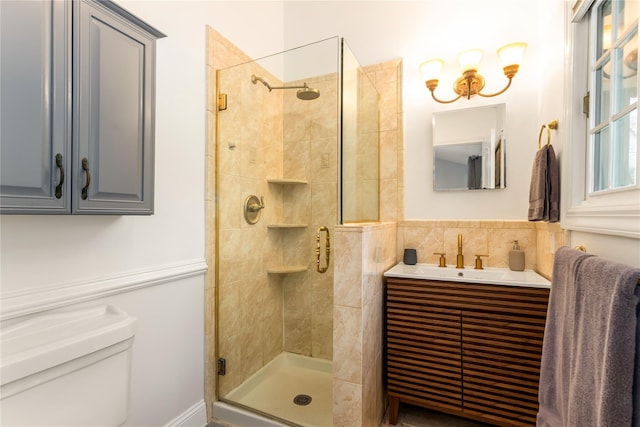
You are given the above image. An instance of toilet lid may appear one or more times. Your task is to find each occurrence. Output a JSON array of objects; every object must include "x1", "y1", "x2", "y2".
[{"x1": 0, "y1": 305, "x2": 136, "y2": 385}]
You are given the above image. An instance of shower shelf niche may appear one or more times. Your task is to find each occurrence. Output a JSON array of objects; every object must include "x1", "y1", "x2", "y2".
[
  {"x1": 267, "y1": 224, "x2": 308, "y2": 229},
  {"x1": 267, "y1": 178, "x2": 308, "y2": 185},
  {"x1": 266, "y1": 265, "x2": 308, "y2": 274}
]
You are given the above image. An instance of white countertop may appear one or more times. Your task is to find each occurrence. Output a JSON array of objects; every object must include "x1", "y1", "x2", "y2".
[{"x1": 384, "y1": 262, "x2": 551, "y2": 289}]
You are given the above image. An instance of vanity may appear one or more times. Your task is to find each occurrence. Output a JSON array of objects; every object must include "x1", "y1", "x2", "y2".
[{"x1": 383, "y1": 263, "x2": 550, "y2": 427}]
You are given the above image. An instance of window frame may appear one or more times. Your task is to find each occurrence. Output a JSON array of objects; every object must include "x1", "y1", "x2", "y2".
[{"x1": 562, "y1": 0, "x2": 640, "y2": 238}]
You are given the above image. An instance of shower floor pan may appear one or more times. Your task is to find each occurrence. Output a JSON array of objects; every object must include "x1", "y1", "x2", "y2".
[{"x1": 224, "y1": 352, "x2": 332, "y2": 427}]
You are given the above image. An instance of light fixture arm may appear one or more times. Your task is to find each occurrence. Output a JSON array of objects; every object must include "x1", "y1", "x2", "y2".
[
  {"x1": 477, "y1": 76, "x2": 513, "y2": 98},
  {"x1": 425, "y1": 80, "x2": 463, "y2": 104}
]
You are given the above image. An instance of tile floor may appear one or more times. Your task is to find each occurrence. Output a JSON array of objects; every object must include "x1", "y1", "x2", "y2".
[{"x1": 382, "y1": 403, "x2": 494, "y2": 427}]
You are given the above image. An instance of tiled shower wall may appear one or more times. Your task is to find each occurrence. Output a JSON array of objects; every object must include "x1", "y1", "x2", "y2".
[
  {"x1": 363, "y1": 60, "x2": 403, "y2": 223},
  {"x1": 342, "y1": 65, "x2": 380, "y2": 222},
  {"x1": 213, "y1": 37, "x2": 286, "y2": 396},
  {"x1": 281, "y1": 73, "x2": 338, "y2": 360},
  {"x1": 207, "y1": 28, "x2": 339, "y2": 403}
]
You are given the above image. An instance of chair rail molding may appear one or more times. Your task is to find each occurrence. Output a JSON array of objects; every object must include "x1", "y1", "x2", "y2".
[{"x1": 1, "y1": 259, "x2": 208, "y2": 321}]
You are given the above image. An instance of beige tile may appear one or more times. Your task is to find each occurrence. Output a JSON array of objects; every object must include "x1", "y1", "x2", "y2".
[
  {"x1": 283, "y1": 274, "x2": 312, "y2": 356},
  {"x1": 380, "y1": 131, "x2": 398, "y2": 180},
  {"x1": 502, "y1": 220, "x2": 536, "y2": 229},
  {"x1": 363, "y1": 351, "x2": 384, "y2": 427},
  {"x1": 480, "y1": 220, "x2": 505, "y2": 229},
  {"x1": 333, "y1": 305, "x2": 362, "y2": 383},
  {"x1": 333, "y1": 380, "x2": 363, "y2": 427},
  {"x1": 443, "y1": 228, "x2": 489, "y2": 268},
  {"x1": 311, "y1": 182, "x2": 338, "y2": 227},
  {"x1": 436, "y1": 220, "x2": 459, "y2": 228},
  {"x1": 310, "y1": 137, "x2": 338, "y2": 184},
  {"x1": 334, "y1": 231, "x2": 363, "y2": 308},
  {"x1": 380, "y1": 178, "x2": 398, "y2": 222},
  {"x1": 362, "y1": 289, "x2": 383, "y2": 376},
  {"x1": 488, "y1": 227, "x2": 537, "y2": 269},
  {"x1": 402, "y1": 226, "x2": 444, "y2": 265},
  {"x1": 312, "y1": 273, "x2": 334, "y2": 360}
]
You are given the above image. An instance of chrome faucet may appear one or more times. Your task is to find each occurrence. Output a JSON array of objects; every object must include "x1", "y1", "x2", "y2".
[{"x1": 456, "y1": 234, "x2": 464, "y2": 269}]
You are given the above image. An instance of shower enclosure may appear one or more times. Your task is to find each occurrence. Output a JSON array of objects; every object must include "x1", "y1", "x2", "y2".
[{"x1": 215, "y1": 37, "x2": 379, "y2": 427}]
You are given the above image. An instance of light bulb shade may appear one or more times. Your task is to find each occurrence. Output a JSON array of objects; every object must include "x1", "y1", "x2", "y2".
[
  {"x1": 457, "y1": 49, "x2": 483, "y2": 72},
  {"x1": 420, "y1": 59, "x2": 444, "y2": 81},
  {"x1": 497, "y1": 42, "x2": 527, "y2": 68}
]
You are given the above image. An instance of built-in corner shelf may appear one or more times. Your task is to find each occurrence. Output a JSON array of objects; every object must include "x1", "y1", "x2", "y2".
[
  {"x1": 266, "y1": 265, "x2": 308, "y2": 274},
  {"x1": 267, "y1": 178, "x2": 308, "y2": 185},
  {"x1": 267, "y1": 224, "x2": 308, "y2": 229}
]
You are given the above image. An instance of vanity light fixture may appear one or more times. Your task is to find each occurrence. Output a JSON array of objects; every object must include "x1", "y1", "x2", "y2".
[{"x1": 421, "y1": 42, "x2": 527, "y2": 104}]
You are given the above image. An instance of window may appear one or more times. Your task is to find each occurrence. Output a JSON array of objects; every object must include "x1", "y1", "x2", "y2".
[
  {"x1": 563, "y1": 0, "x2": 639, "y2": 238},
  {"x1": 590, "y1": 0, "x2": 637, "y2": 192}
]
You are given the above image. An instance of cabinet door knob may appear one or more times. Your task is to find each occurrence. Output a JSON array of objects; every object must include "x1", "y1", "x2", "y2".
[
  {"x1": 55, "y1": 153, "x2": 65, "y2": 199},
  {"x1": 81, "y1": 157, "x2": 91, "y2": 200}
]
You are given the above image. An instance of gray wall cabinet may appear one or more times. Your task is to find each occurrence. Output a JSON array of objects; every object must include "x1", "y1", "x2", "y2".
[{"x1": 0, "y1": 0, "x2": 165, "y2": 215}]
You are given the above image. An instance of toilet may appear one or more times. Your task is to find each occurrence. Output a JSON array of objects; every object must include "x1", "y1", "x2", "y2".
[{"x1": 1, "y1": 305, "x2": 136, "y2": 426}]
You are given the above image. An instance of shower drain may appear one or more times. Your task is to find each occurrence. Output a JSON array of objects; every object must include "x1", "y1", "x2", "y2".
[{"x1": 293, "y1": 394, "x2": 312, "y2": 406}]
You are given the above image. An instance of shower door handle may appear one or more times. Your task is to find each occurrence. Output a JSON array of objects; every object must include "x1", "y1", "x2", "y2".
[{"x1": 316, "y1": 226, "x2": 330, "y2": 273}]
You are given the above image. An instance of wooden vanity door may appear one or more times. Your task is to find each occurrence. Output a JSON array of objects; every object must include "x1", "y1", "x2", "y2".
[
  {"x1": 461, "y1": 287, "x2": 549, "y2": 427},
  {"x1": 386, "y1": 279, "x2": 463, "y2": 424}
]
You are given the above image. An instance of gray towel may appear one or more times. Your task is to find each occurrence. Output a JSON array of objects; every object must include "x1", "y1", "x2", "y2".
[
  {"x1": 537, "y1": 247, "x2": 640, "y2": 427},
  {"x1": 528, "y1": 145, "x2": 560, "y2": 222},
  {"x1": 467, "y1": 155, "x2": 482, "y2": 189},
  {"x1": 635, "y1": 294, "x2": 640, "y2": 427},
  {"x1": 528, "y1": 146, "x2": 548, "y2": 221},
  {"x1": 546, "y1": 145, "x2": 559, "y2": 222}
]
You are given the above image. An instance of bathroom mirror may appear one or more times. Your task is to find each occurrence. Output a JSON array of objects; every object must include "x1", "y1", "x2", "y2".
[{"x1": 432, "y1": 103, "x2": 506, "y2": 191}]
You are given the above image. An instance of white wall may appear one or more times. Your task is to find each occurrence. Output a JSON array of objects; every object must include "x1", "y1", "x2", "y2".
[
  {"x1": 283, "y1": 0, "x2": 548, "y2": 220},
  {"x1": 0, "y1": 1, "x2": 283, "y2": 425}
]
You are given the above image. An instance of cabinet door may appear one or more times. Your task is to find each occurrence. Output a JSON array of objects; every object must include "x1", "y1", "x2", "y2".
[
  {"x1": 0, "y1": 0, "x2": 71, "y2": 213},
  {"x1": 386, "y1": 279, "x2": 462, "y2": 414},
  {"x1": 73, "y1": 0, "x2": 156, "y2": 214},
  {"x1": 461, "y1": 286, "x2": 549, "y2": 427}
]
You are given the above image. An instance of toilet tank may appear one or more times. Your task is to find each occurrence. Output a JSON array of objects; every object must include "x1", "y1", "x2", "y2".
[{"x1": 1, "y1": 305, "x2": 136, "y2": 426}]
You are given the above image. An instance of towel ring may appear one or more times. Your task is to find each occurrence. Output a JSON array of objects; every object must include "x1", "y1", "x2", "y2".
[{"x1": 537, "y1": 119, "x2": 559, "y2": 149}]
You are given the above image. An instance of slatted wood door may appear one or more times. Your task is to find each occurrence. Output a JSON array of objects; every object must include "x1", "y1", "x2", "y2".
[
  {"x1": 385, "y1": 278, "x2": 550, "y2": 426},
  {"x1": 462, "y1": 286, "x2": 549, "y2": 427},
  {"x1": 386, "y1": 279, "x2": 463, "y2": 424}
]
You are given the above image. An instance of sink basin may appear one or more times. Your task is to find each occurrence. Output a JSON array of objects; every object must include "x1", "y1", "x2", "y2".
[{"x1": 384, "y1": 263, "x2": 550, "y2": 288}]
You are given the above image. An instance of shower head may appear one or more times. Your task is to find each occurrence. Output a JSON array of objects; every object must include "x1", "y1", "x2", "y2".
[
  {"x1": 251, "y1": 74, "x2": 320, "y2": 100},
  {"x1": 297, "y1": 86, "x2": 320, "y2": 101}
]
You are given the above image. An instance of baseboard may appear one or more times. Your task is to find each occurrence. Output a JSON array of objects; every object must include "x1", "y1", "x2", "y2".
[
  {"x1": 1, "y1": 259, "x2": 208, "y2": 321},
  {"x1": 165, "y1": 399, "x2": 207, "y2": 427}
]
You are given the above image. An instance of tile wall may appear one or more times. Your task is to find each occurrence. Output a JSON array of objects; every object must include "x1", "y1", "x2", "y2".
[
  {"x1": 333, "y1": 222, "x2": 397, "y2": 426},
  {"x1": 213, "y1": 34, "x2": 285, "y2": 396},
  {"x1": 281, "y1": 73, "x2": 338, "y2": 360},
  {"x1": 397, "y1": 220, "x2": 565, "y2": 279},
  {"x1": 207, "y1": 28, "x2": 340, "y2": 405},
  {"x1": 363, "y1": 60, "x2": 403, "y2": 223}
]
